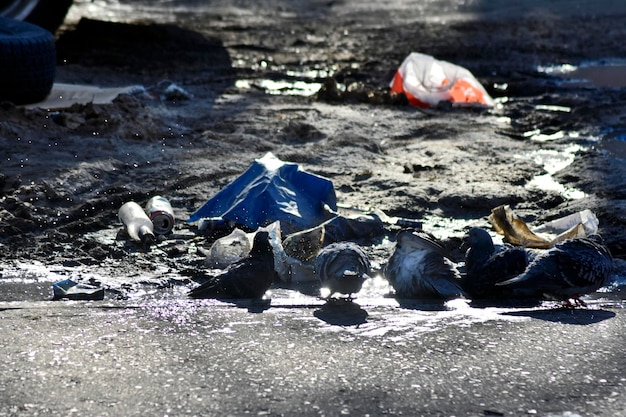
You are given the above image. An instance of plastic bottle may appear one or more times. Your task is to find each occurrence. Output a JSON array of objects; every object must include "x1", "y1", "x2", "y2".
[
  {"x1": 145, "y1": 195, "x2": 175, "y2": 235},
  {"x1": 118, "y1": 201, "x2": 156, "y2": 244}
]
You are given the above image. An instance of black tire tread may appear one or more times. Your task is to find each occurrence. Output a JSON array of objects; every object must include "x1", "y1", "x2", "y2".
[{"x1": 0, "y1": 17, "x2": 56, "y2": 104}]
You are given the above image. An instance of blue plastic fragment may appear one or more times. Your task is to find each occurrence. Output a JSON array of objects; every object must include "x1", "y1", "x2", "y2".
[{"x1": 188, "y1": 152, "x2": 337, "y2": 234}]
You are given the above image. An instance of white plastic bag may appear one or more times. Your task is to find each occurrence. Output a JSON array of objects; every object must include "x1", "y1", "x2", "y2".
[
  {"x1": 390, "y1": 52, "x2": 494, "y2": 108},
  {"x1": 532, "y1": 209, "x2": 599, "y2": 237},
  {"x1": 205, "y1": 228, "x2": 252, "y2": 268}
]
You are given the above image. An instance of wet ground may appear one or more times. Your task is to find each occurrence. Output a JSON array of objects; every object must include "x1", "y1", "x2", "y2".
[
  {"x1": 1, "y1": 0, "x2": 626, "y2": 416},
  {"x1": 2, "y1": 295, "x2": 626, "y2": 417}
]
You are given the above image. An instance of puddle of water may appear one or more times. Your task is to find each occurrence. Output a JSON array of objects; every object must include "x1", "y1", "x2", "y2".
[
  {"x1": 235, "y1": 79, "x2": 323, "y2": 96},
  {"x1": 419, "y1": 215, "x2": 482, "y2": 240},
  {"x1": 521, "y1": 129, "x2": 584, "y2": 143},
  {"x1": 517, "y1": 145, "x2": 587, "y2": 200},
  {"x1": 522, "y1": 129, "x2": 565, "y2": 142},
  {"x1": 359, "y1": 274, "x2": 394, "y2": 297},
  {"x1": 527, "y1": 145, "x2": 582, "y2": 173},
  {"x1": 285, "y1": 68, "x2": 335, "y2": 79},
  {"x1": 1, "y1": 261, "x2": 65, "y2": 282},
  {"x1": 234, "y1": 67, "x2": 334, "y2": 96},
  {"x1": 538, "y1": 59, "x2": 626, "y2": 88},
  {"x1": 526, "y1": 174, "x2": 585, "y2": 200},
  {"x1": 534, "y1": 104, "x2": 572, "y2": 113},
  {"x1": 311, "y1": 298, "x2": 554, "y2": 339},
  {"x1": 600, "y1": 129, "x2": 626, "y2": 159},
  {"x1": 0, "y1": 262, "x2": 64, "y2": 302}
]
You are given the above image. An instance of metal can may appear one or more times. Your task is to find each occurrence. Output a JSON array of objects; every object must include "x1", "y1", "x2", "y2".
[{"x1": 145, "y1": 195, "x2": 175, "y2": 235}]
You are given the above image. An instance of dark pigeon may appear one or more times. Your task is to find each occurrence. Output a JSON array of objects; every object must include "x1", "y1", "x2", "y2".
[
  {"x1": 315, "y1": 241, "x2": 371, "y2": 299},
  {"x1": 384, "y1": 229, "x2": 465, "y2": 300},
  {"x1": 189, "y1": 231, "x2": 275, "y2": 299},
  {"x1": 461, "y1": 227, "x2": 531, "y2": 299},
  {"x1": 496, "y1": 234, "x2": 613, "y2": 306}
]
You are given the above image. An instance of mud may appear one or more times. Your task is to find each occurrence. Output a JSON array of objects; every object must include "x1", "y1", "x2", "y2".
[{"x1": 1, "y1": 0, "x2": 626, "y2": 296}]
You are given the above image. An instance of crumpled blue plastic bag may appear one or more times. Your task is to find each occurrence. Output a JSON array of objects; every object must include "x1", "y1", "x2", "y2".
[{"x1": 188, "y1": 152, "x2": 337, "y2": 234}]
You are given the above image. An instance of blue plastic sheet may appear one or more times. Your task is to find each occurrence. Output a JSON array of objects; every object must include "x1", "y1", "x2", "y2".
[{"x1": 188, "y1": 153, "x2": 337, "y2": 234}]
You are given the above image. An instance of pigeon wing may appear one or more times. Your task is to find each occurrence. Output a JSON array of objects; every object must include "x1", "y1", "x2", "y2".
[{"x1": 497, "y1": 237, "x2": 613, "y2": 298}]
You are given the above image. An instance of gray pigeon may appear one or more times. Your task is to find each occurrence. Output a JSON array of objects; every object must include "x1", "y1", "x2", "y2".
[
  {"x1": 496, "y1": 234, "x2": 613, "y2": 306},
  {"x1": 189, "y1": 231, "x2": 275, "y2": 299},
  {"x1": 315, "y1": 241, "x2": 371, "y2": 299},
  {"x1": 461, "y1": 227, "x2": 531, "y2": 299},
  {"x1": 384, "y1": 229, "x2": 465, "y2": 300}
]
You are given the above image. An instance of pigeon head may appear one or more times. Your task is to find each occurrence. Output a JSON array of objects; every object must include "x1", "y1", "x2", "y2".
[
  {"x1": 251, "y1": 231, "x2": 273, "y2": 255},
  {"x1": 463, "y1": 227, "x2": 496, "y2": 273},
  {"x1": 466, "y1": 228, "x2": 495, "y2": 250}
]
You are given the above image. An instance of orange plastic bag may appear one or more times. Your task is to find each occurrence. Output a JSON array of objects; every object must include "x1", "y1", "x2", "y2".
[{"x1": 390, "y1": 52, "x2": 494, "y2": 108}]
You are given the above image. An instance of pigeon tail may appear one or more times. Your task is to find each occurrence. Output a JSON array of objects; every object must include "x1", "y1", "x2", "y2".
[{"x1": 495, "y1": 235, "x2": 613, "y2": 302}]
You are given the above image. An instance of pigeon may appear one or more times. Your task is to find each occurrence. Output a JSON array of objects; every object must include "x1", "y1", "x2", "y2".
[
  {"x1": 461, "y1": 227, "x2": 531, "y2": 299},
  {"x1": 314, "y1": 241, "x2": 371, "y2": 299},
  {"x1": 189, "y1": 231, "x2": 275, "y2": 299},
  {"x1": 496, "y1": 234, "x2": 613, "y2": 306},
  {"x1": 384, "y1": 229, "x2": 466, "y2": 300}
]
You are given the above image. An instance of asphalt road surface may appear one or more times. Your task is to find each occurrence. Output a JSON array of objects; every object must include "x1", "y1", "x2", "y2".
[{"x1": 1, "y1": 292, "x2": 625, "y2": 417}]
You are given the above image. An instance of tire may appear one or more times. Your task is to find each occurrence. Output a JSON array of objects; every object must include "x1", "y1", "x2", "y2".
[
  {"x1": 0, "y1": 16, "x2": 56, "y2": 104},
  {"x1": 0, "y1": 0, "x2": 74, "y2": 33}
]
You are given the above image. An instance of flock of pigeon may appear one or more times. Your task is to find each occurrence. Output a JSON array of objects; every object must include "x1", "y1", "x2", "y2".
[{"x1": 189, "y1": 227, "x2": 614, "y2": 307}]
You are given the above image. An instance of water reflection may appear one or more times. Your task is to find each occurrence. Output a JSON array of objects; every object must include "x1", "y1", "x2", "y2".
[
  {"x1": 235, "y1": 78, "x2": 323, "y2": 97},
  {"x1": 518, "y1": 145, "x2": 587, "y2": 200},
  {"x1": 538, "y1": 60, "x2": 626, "y2": 88}
]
